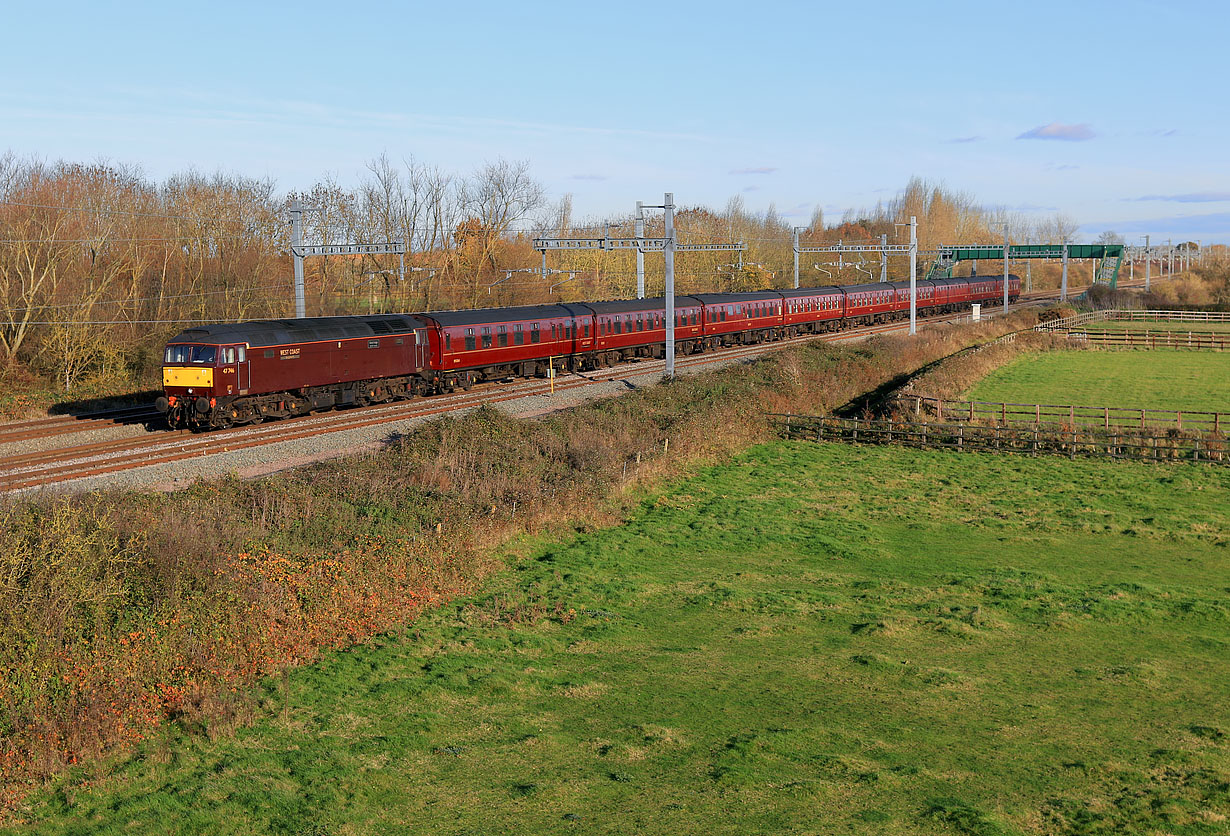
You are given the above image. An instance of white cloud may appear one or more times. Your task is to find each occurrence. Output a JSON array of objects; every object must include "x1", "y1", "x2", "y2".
[{"x1": 1017, "y1": 122, "x2": 1096, "y2": 141}]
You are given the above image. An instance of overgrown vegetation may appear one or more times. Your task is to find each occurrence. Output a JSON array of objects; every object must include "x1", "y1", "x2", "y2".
[
  {"x1": 13, "y1": 442, "x2": 1229, "y2": 834},
  {"x1": 0, "y1": 310, "x2": 1041, "y2": 805}
]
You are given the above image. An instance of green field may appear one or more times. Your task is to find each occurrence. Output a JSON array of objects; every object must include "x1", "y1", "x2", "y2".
[
  {"x1": 18, "y1": 442, "x2": 1230, "y2": 835},
  {"x1": 964, "y1": 350, "x2": 1230, "y2": 412},
  {"x1": 1095, "y1": 319, "x2": 1230, "y2": 334}
]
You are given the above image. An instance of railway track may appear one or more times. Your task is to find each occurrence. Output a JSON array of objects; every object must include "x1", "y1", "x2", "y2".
[
  {"x1": 0, "y1": 283, "x2": 1123, "y2": 493},
  {"x1": 0, "y1": 404, "x2": 157, "y2": 445}
]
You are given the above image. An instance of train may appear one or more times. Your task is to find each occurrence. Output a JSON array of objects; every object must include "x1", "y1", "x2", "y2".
[{"x1": 157, "y1": 274, "x2": 1020, "y2": 429}]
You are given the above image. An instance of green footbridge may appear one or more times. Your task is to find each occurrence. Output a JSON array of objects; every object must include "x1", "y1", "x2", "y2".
[{"x1": 925, "y1": 244, "x2": 1125, "y2": 288}]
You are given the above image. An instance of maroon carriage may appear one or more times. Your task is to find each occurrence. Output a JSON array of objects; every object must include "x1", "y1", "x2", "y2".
[
  {"x1": 691, "y1": 292, "x2": 784, "y2": 347},
  {"x1": 418, "y1": 303, "x2": 594, "y2": 386},
  {"x1": 778, "y1": 285, "x2": 844, "y2": 334},
  {"x1": 585, "y1": 296, "x2": 704, "y2": 363}
]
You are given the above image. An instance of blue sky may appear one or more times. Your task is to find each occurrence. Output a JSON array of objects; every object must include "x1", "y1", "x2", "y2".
[{"x1": 2, "y1": 0, "x2": 1227, "y2": 242}]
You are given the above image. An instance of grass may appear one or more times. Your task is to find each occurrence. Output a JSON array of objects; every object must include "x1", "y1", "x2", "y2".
[
  {"x1": 963, "y1": 350, "x2": 1230, "y2": 413},
  {"x1": 1094, "y1": 320, "x2": 1230, "y2": 334},
  {"x1": 16, "y1": 442, "x2": 1230, "y2": 835}
]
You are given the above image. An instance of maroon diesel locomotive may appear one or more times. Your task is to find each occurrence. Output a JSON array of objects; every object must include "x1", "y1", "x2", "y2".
[{"x1": 160, "y1": 275, "x2": 1019, "y2": 429}]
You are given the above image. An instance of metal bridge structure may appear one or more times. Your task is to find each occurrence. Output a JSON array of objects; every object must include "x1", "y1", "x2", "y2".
[{"x1": 924, "y1": 243, "x2": 1126, "y2": 294}]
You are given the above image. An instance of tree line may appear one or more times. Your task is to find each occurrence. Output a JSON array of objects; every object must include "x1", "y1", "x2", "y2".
[{"x1": 0, "y1": 152, "x2": 1098, "y2": 392}]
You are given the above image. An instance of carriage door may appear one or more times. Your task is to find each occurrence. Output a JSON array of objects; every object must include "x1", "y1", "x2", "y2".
[
  {"x1": 414, "y1": 329, "x2": 429, "y2": 370},
  {"x1": 234, "y1": 345, "x2": 250, "y2": 393}
]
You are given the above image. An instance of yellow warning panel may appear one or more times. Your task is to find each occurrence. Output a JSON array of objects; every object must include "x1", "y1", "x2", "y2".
[{"x1": 163, "y1": 366, "x2": 213, "y2": 388}]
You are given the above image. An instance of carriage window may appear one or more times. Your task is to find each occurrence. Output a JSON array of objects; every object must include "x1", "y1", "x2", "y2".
[
  {"x1": 465, "y1": 329, "x2": 476, "y2": 351},
  {"x1": 481, "y1": 327, "x2": 492, "y2": 349},
  {"x1": 514, "y1": 324, "x2": 524, "y2": 345},
  {"x1": 583, "y1": 323, "x2": 589, "y2": 338},
  {"x1": 531, "y1": 323, "x2": 540, "y2": 343},
  {"x1": 498, "y1": 325, "x2": 508, "y2": 347},
  {"x1": 636, "y1": 314, "x2": 644, "y2": 332}
]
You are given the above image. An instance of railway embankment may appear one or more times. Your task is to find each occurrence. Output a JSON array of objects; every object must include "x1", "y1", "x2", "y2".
[{"x1": 0, "y1": 308, "x2": 1043, "y2": 808}]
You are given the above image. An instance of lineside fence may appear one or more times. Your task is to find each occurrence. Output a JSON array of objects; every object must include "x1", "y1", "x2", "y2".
[
  {"x1": 1064, "y1": 329, "x2": 1229, "y2": 350},
  {"x1": 770, "y1": 413, "x2": 1228, "y2": 465},
  {"x1": 897, "y1": 395, "x2": 1229, "y2": 433},
  {"x1": 1036, "y1": 309, "x2": 1230, "y2": 331}
]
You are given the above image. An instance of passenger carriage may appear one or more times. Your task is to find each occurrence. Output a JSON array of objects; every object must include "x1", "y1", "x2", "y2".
[
  {"x1": 419, "y1": 304, "x2": 592, "y2": 386},
  {"x1": 778, "y1": 286, "x2": 844, "y2": 334},
  {"x1": 690, "y1": 292, "x2": 784, "y2": 347},
  {"x1": 586, "y1": 296, "x2": 704, "y2": 363}
]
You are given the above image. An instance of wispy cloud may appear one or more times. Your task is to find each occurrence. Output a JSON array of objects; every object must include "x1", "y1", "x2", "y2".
[
  {"x1": 948, "y1": 135, "x2": 982, "y2": 143},
  {"x1": 729, "y1": 166, "x2": 777, "y2": 175},
  {"x1": 1130, "y1": 192, "x2": 1230, "y2": 203},
  {"x1": 1017, "y1": 122, "x2": 1095, "y2": 141},
  {"x1": 1045, "y1": 163, "x2": 1080, "y2": 172},
  {"x1": 742, "y1": 185, "x2": 761, "y2": 193},
  {"x1": 568, "y1": 173, "x2": 607, "y2": 181}
]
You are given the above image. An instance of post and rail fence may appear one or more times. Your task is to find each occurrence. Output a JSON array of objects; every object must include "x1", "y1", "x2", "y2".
[
  {"x1": 897, "y1": 395, "x2": 1228, "y2": 434},
  {"x1": 770, "y1": 413, "x2": 1228, "y2": 465},
  {"x1": 1036, "y1": 309, "x2": 1230, "y2": 331}
]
